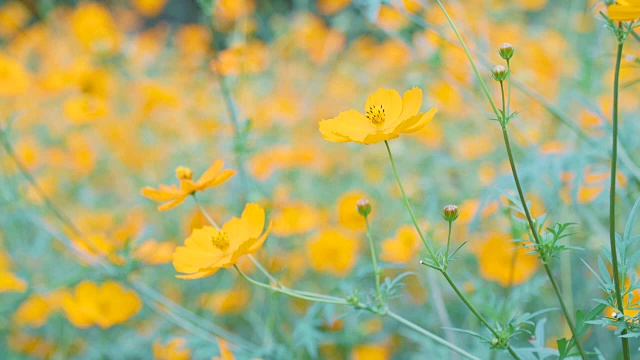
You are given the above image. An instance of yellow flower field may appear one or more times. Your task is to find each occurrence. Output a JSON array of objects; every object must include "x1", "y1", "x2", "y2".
[{"x1": 1, "y1": 0, "x2": 640, "y2": 359}]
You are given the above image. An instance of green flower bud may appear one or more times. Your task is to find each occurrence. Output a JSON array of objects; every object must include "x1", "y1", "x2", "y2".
[
  {"x1": 498, "y1": 42, "x2": 515, "y2": 60},
  {"x1": 443, "y1": 204, "x2": 459, "y2": 223},
  {"x1": 491, "y1": 65, "x2": 508, "y2": 82},
  {"x1": 356, "y1": 198, "x2": 372, "y2": 217}
]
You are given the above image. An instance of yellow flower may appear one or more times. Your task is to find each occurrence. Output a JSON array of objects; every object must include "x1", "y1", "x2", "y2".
[
  {"x1": 608, "y1": 0, "x2": 640, "y2": 21},
  {"x1": 13, "y1": 294, "x2": 53, "y2": 328},
  {"x1": 318, "y1": 88, "x2": 437, "y2": 145},
  {"x1": 0, "y1": 270, "x2": 27, "y2": 293},
  {"x1": 477, "y1": 232, "x2": 538, "y2": 287},
  {"x1": 172, "y1": 203, "x2": 271, "y2": 279},
  {"x1": 62, "y1": 281, "x2": 142, "y2": 328},
  {"x1": 141, "y1": 160, "x2": 235, "y2": 211},
  {"x1": 306, "y1": 229, "x2": 359, "y2": 276},
  {"x1": 380, "y1": 225, "x2": 420, "y2": 263},
  {"x1": 133, "y1": 240, "x2": 175, "y2": 264},
  {"x1": 153, "y1": 337, "x2": 191, "y2": 360}
]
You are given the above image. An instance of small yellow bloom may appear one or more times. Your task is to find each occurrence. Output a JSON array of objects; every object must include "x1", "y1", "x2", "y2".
[
  {"x1": 380, "y1": 225, "x2": 420, "y2": 263},
  {"x1": 173, "y1": 203, "x2": 271, "y2": 279},
  {"x1": 62, "y1": 281, "x2": 142, "y2": 328},
  {"x1": 141, "y1": 160, "x2": 235, "y2": 211},
  {"x1": 153, "y1": 337, "x2": 191, "y2": 360},
  {"x1": 608, "y1": 0, "x2": 640, "y2": 21},
  {"x1": 318, "y1": 88, "x2": 437, "y2": 145},
  {"x1": 306, "y1": 229, "x2": 359, "y2": 276}
]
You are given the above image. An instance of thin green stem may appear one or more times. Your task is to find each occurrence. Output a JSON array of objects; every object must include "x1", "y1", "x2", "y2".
[
  {"x1": 609, "y1": 36, "x2": 630, "y2": 360},
  {"x1": 365, "y1": 216, "x2": 383, "y2": 309},
  {"x1": 440, "y1": 271, "x2": 521, "y2": 360},
  {"x1": 387, "y1": 310, "x2": 481, "y2": 360},
  {"x1": 445, "y1": 221, "x2": 452, "y2": 263},
  {"x1": 384, "y1": 140, "x2": 436, "y2": 260},
  {"x1": 192, "y1": 195, "x2": 220, "y2": 229},
  {"x1": 506, "y1": 59, "x2": 512, "y2": 118}
]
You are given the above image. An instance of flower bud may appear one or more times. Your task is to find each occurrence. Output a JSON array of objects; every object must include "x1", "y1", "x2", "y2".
[
  {"x1": 498, "y1": 42, "x2": 515, "y2": 60},
  {"x1": 443, "y1": 204, "x2": 459, "y2": 222},
  {"x1": 175, "y1": 166, "x2": 193, "y2": 180},
  {"x1": 356, "y1": 198, "x2": 372, "y2": 217},
  {"x1": 491, "y1": 65, "x2": 508, "y2": 81}
]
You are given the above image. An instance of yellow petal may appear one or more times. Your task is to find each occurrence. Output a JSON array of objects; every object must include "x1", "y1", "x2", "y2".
[
  {"x1": 157, "y1": 195, "x2": 188, "y2": 211},
  {"x1": 608, "y1": 4, "x2": 640, "y2": 21},
  {"x1": 362, "y1": 132, "x2": 399, "y2": 145},
  {"x1": 197, "y1": 160, "x2": 224, "y2": 184},
  {"x1": 200, "y1": 169, "x2": 236, "y2": 189},
  {"x1": 140, "y1": 186, "x2": 182, "y2": 201},
  {"x1": 397, "y1": 87, "x2": 422, "y2": 122},
  {"x1": 395, "y1": 107, "x2": 437, "y2": 134},
  {"x1": 318, "y1": 110, "x2": 373, "y2": 143},
  {"x1": 247, "y1": 221, "x2": 272, "y2": 253},
  {"x1": 176, "y1": 268, "x2": 219, "y2": 280},
  {"x1": 241, "y1": 203, "x2": 265, "y2": 239},
  {"x1": 365, "y1": 88, "x2": 402, "y2": 123}
]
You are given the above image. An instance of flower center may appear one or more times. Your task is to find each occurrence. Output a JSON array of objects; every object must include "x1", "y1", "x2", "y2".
[
  {"x1": 365, "y1": 105, "x2": 386, "y2": 126},
  {"x1": 211, "y1": 231, "x2": 230, "y2": 251},
  {"x1": 175, "y1": 166, "x2": 193, "y2": 180}
]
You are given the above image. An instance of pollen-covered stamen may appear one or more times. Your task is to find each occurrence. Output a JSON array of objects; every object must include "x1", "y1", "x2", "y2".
[
  {"x1": 211, "y1": 231, "x2": 230, "y2": 251},
  {"x1": 365, "y1": 105, "x2": 386, "y2": 126},
  {"x1": 175, "y1": 166, "x2": 193, "y2": 180}
]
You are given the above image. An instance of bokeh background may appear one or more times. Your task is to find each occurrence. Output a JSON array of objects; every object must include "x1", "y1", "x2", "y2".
[{"x1": 1, "y1": 0, "x2": 640, "y2": 358}]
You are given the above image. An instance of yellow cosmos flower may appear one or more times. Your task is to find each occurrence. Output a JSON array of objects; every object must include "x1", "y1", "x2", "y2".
[
  {"x1": 172, "y1": 203, "x2": 271, "y2": 279},
  {"x1": 318, "y1": 88, "x2": 437, "y2": 145},
  {"x1": 141, "y1": 160, "x2": 235, "y2": 211},
  {"x1": 608, "y1": 0, "x2": 640, "y2": 21},
  {"x1": 62, "y1": 281, "x2": 142, "y2": 328}
]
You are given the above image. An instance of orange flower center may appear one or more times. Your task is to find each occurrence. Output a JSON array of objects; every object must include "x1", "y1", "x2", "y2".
[
  {"x1": 175, "y1": 166, "x2": 193, "y2": 180},
  {"x1": 211, "y1": 231, "x2": 230, "y2": 251},
  {"x1": 365, "y1": 105, "x2": 386, "y2": 126}
]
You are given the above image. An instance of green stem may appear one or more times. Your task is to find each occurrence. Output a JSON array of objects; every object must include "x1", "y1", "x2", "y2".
[
  {"x1": 445, "y1": 221, "x2": 452, "y2": 264},
  {"x1": 387, "y1": 310, "x2": 481, "y2": 360},
  {"x1": 440, "y1": 271, "x2": 521, "y2": 360},
  {"x1": 365, "y1": 216, "x2": 383, "y2": 309},
  {"x1": 609, "y1": 36, "x2": 630, "y2": 360},
  {"x1": 384, "y1": 140, "x2": 436, "y2": 260}
]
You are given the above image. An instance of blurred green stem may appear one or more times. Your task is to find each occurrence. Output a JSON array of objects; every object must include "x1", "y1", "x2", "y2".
[
  {"x1": 365, "y1": 216, "x2": 384, "y2": 310},
  {"x1": 384, "y1": 140, "x2": 520, "y2": 359},
  {"x1": 609, "y1": 35, "x2": 630, "y2": 360}
]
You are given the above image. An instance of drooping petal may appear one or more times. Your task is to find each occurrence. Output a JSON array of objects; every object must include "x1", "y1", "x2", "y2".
[
  {"x1": 157, "y1": 195, "x2": 188, "y2": 211},
  {"x1": 365, "y1": 89, "x2": 402, "y2": 123},
  {"x1": 397, "y1": 87, "x2": 423, "y2": 122},
  {"x1": 608, "y1": 4, "x2": 640, "y2": 21},
  {"x1": 394, "y1": 107, "x2": 437, "y2": 134},
  {"x1": 197, "y1": 160, "x2": 224, "y2": 184},
  {"x1": 318, "y1": 110, "x2": 374, "y2": 143},
  {"x1": 362, "y1": 132, "x2": 399, "y2": 145},
  {"x1": 140, "y1": 185, "x2": 182, "y2": 201},
  {"x1": 199, "y1": 169, "x2": 236, "y2": 189},
  {"x1": 247, "y1": 222, "x2": 272, "y2": 253}
]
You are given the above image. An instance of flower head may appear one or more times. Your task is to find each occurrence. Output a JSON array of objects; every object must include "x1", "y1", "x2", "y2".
[
  {"x1": 173, "y1": 203, "x2": 271, "y2": 279},
  {"x1": 141, "y1": 160, "x2": 235, "y2": 211},
  {"x1": 607, "y1": 0, "x2": 640, "y2": 21},
  {"x1": 318, "y1": 88, "x2": 437, "y2": 145}
]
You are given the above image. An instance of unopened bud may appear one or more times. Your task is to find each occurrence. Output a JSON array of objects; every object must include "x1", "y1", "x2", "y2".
[
  {"x1": 175, "y1": 166, "x2": 193, "y2": 180},
  {"x1": 443, "y1": 204, "x2": 459, "y2": 223},
  {"x1": 491, "y1": 65, "x2": 508, "y2": 81},
  {"x1": 498, "y1": 43, "x2": 515, "y2": 60},
  {"x1": 491, "y1": 338, "x2": 499, "y2": 346},
  {"x1": 356, "y1": 198, "x2": 372, "y2": 217}
]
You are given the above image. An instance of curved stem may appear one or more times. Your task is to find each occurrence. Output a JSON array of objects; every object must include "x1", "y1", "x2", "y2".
[
  {"x1": 387, "y1": 310, "x2": 481, "y2": 360},
  {"x1": 609, "y1": 36, "x2": 630, "y2": 360},
  {"x1": 384, "y1": 140, "x2": 436, "y2": 260},
  {"x1": 365, "y1": 216, "x2": 383, "y2": 308}
]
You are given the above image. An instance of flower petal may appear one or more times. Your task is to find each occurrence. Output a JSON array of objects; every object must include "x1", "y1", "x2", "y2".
[
  {"x1": 394, "y1": 107, "x2": 437, "y2": 134},
  {"x1": 197, "y1": 160, "x2": 224, "y2": 185},
  {"x1": 397, "y1": 87, "x2": 422, "y2": 121},
  {"x1": 365, "y1": 88, "x2": 402, "y2": 124},
  {"x1": 318, "y1": 110, "x2": 373, "y2": 143}
]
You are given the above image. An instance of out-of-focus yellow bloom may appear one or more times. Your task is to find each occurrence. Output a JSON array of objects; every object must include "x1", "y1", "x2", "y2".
[
  {"x1": 272, "y1": 201, "x2": 321, "y2": 237},
  {"x1": 199, "y1": 287, "x2": 250, "y2": 315},
  {"x1": 337, "y1": 190, "x2": 371, "y2": 231},
  {"x1": 0, "y1": 1, "x2": 30, "y2": 37},
  {"x1": 141, "y1": 160, "x2": 235, "y2": 211},
  {"x1": 380, "y1": 225, "x2": 420, "y2": 263},
  {"x1": 63, "y1": 95, "x2": 109, "y2": 124},
  {"x1": 62, "y1": 281, "x2": 142, "y2": 328},
  {"x1": 0, "y1": 54, "x2": 29, "y2": 96},
  {"x1": 131, "y1": 0, "x2": 168, "y2": 17},
  {"x1": 173, "y1": 204, "x2": 271, "y2": 279},
  {"x1": 212, "y1": 40, "x2": 269, "y2": 76},
  {"x1": 133, "y1": 240, "x2": 175, "y2": 264},
  {"x1": 70, "y1": 2, "x2": 120, "y2": 53},
  {"x1": 214, "y1": 0, "x2": 255, "y2": 21},
  {"x1": 352, "y1": 343, "x2": 390, "y2": 360},
  {"x1": 7, "y1": 333, "x2": 56, "y2": 359},
  {"x1": 213, "y1": 338, "x2": 235, "y2": 360},
  {"x1": 0, "y1": 270, "x2": 27, "y2": 293},
  {"x1": 13, "y1": 294, "x2": 53, "y2": 328},
  {"x1": 306, "y1": 229, "x2": 359, "y2": 276},
  {"x1": 153, "y1": 337, "x2": 191, "y2": 360},
  {"x1": 318, "y1": 0, "x2": 352, "y2": 15},
  {"x1": 319, "y1": 88, "x2": 437, "y2": 145},
  {"x1": 608, "y1": 0, "x2": 640, "y2": 21},
  {"x1": 477, "y1": 232, "x2": 538, "y2": 287}
]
